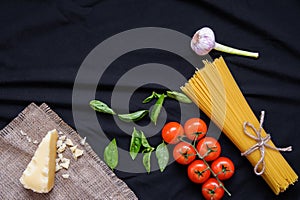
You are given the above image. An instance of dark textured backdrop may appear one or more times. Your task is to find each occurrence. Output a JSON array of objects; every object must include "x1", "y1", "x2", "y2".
[{"x1": 0, "y1": 0, "x2": 299, "y2": 199}]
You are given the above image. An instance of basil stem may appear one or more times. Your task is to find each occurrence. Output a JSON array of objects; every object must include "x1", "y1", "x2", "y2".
[
  {"x1": 154, "y1": 93, "x2": 167, "y2": 99},
  {"x1": 129, "y1": 128, "x2": 142, "y2": 160},
  {"x1": 118, "y1": 110, "x2": 149, "y2": 122},
  {"x1": 142, "y1": 150, "x2": 153, "y2": 173},
  {"x1": 90, "y1": 100, "x2": 116, "y2": 115},
  {"x1": 104, "y1": 138, "x2": 118, "y2": 170},
  {"x1": 166, "y1": 91, "x2": 192, "y2": 103},
  {"x1": 150, "y1": 94, "x2": 165, "y2": 125},
  {"x1": 155, "y1": 142, "x2": 169, "y2": 172},
  {"x1": 143, "y1": 92, "x2": 168, "y2": 104},
  {"x1": 142, "y1": 91, "x2": 156, "y2": 103}
]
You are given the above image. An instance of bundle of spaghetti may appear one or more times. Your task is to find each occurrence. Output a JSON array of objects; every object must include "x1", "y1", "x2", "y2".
[{"x1": 181, "y1": 57, "x2": 297, "y2": 194}]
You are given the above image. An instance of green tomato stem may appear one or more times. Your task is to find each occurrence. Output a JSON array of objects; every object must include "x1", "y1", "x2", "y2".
[{"x1": 214, "y1": 42, "x2": 259, "y2": 58}]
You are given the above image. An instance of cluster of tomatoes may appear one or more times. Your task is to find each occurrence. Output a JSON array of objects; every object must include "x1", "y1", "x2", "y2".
[{"x1": 161, "y1": 118, "x2": 235, "y2": 200}]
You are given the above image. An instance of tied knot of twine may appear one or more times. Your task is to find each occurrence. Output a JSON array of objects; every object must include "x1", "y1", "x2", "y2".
[{"x1": 241, "y1": 111, "x2": 292, "y2": 176}]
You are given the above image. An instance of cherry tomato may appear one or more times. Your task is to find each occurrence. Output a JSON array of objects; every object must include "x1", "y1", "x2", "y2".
[
  {"x1": 202, "y1": 178, "x2": 224, "y2": 200},
  {"x1": 173, "y1": 142, "x2": 196, "y2": 165},
  {"x1": 187, "y1": 160, "x2": 210, "y2": 184},
  {"x1": 196, "y1": 137, "x2": 221, "y2": 162},
  {"x1": 211, "y1": 157, "x2": 235, "y2": 180},
  {"x1": 184, "y1": 118, "x2": 207, "y2": 141},
  {"x1": 162, "y1": 122, "x2": 184, "y2": 144}
]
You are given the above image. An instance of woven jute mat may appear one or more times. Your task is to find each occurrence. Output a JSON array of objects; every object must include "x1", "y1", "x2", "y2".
[{"x1": 0, "y1": 103, "x2": 137, "y2": 200}]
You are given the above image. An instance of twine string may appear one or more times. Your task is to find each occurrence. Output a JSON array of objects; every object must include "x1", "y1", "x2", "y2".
[{"x1": 241, "y1": 111, "x2": 292, "y2": 176}]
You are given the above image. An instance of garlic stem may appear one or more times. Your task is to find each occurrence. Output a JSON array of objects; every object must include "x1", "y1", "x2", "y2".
[{"x1": 214, "y1": 42, "x2": 259, "y2": 58}]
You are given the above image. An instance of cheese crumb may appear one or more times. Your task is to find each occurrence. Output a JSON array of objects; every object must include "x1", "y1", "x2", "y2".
[
  {"x1": 20, "y1": 130, "x2": 27, "y2": 136},
  {"x1": 65, "y1": 139, "x2": 74, "y2": 146},
  {"x1": 62, "y1": 174, "x2": 69, "y2": 179},
  {"x1": 70, "y1": 145, "x2": 77, "y2": 153},
  {"x1": 57, "y1": 143, "x2": 66, "y2": 153},
  {"x1": 56, "y1": 140, "x2": 63, "y2": 148},
  {"x1": 33, "y1": 140, "x2": 39, "y2": 144},
  {"x1": 26, "y1": 136, "x2": 32, "y2": 143},
  {"x1": 58, "y1": 153, "x2": 63, "y2": 160},
  {"x1": 59, "y1": 135, "x2": 66, "y2": 141},
  {"x1": 80, "y1": 137, "x2": 86, "y2": 146},
  {"x1": 73, "y1": 149, "x2": 84, "y2": 160},
  {"x1": 55, "y1": 164, "x2": 62, "y2": 172},
  {"x1": 58, "y1": 131, "x2": 64, "y2": 135},
  {"x1": 60, "y1": 158, "x2": 70, "y2": 169}
]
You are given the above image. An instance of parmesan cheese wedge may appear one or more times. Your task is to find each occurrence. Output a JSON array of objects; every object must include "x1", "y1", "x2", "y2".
[{"x1": 20, "y1": 129, "x2": 58, "y2": 193}]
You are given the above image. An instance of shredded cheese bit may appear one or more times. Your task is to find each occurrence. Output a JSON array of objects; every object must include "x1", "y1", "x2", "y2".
[
  {"x1": 56, "y1": 140, "x2": 63, "y2": 148},
  {"x1": 80, "y1": 137, "x2": 86, "y2": 146},
  {"x1": 59, "y1": 135, "x2": 66, "y2": 141},
  {"x1": 57, "y1": 143, "x2": 66, "y2": 153},
  {"x1": 26, "y1": 136, "x2": 32, "y2": 143},
  {"x1": 33, "y1": 140, "x2": 39, "y2": 144},
  {"x1": 20, "y1": 130, "x2": 27, "y2": 136},
  {"x1": 62, "y1": 174, "x2": 69, "y2": 179},
  {"x1": 73, "y1": 149, "x2": 84, "y2": 160},
  {"x1": 60, "y1": 158, "x2": 70, "y2": 169},
  {"x1": 70, "y1": 145, "x2": 77, "y2": 153},
  {"x1": 65, "y1": 138, "x2": 74, "y2": 146},
  {"x1": 55, "y1": 164, "x2": 62, "y2": 172}
]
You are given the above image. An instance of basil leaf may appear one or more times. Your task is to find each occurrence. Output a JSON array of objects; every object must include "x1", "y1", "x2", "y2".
[
  {"x1": 104, "y1": 138, "x2": 118, "y2": 170},
  {"x1": 166, "y1": 91, "x2": 192, "y2": 103},
  {"x1": 140, "y1": 130, "x2": 152, "y2": 149},
  {"x1": 155, "y1": 142, "x2": 169, "y2": 172},
  {"x1": 142, "y1": 151, "x2": 152, "y2": 173},
  {"x1": 90, "y1": 100, "x2": 116, "y2": 115},
  {"x1": 142, "y1": 91, "x2": 156, "y2": 103},
  {"x1": 129, "y1": 127, "x2": 142, "y2": 160},
  {"x1": 150, "y1": 94, "x2": 165, "y2": 125},
  {"x1": 118, "y1": 110, "x2": 149, "y2": 122}
]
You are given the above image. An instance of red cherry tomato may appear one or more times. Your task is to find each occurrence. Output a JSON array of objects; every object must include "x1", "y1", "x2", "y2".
[
  {"x1": 184, "y1": 118, "x2": 207, "y2": 141},
  {"x1": 173, "y1": 142, "x2": 196, "y2": 165},
  {"x1": 162, "y1": 122, "x2": 184, "y2": 144},
  {"x1": 202, "y1": 178, "x2": 224, "y2": 200},
  {"x1": 196, "y1": 137, "x2": 221, "y2": 162},
  {"x1": 211, "y1": 157, "x2": 235, "y2": 180},
  {"x1": 187, "y1": 160, "x2": 210, "y2": 184}
]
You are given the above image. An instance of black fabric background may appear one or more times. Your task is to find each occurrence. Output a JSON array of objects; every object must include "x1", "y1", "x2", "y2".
[{"x1": 0, "y1": 0, "x2": 299, "y2": 199}]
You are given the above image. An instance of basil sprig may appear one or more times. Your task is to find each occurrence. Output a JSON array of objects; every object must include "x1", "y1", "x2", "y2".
[
  {"x1": 150, "y1": 94, "x2": 165, "y2": 125},
  {"x1": 90, "y1": 100, "x2": 116, "y2": 115},
  {"x1": 155, "y1": 142, "x2": 169, "y2": 172},
  {"x1": 142, "y1": 150, "x2": 153, "y2": 173},
  {"x1": 118, "y1": 110, "x2": 149, "y2": 122},
  {"x1": 129, "y1": 128, "x2": 159, "y2": 173},
  {"x1": 104, "y1": 138, "x2": 118, "y2": 170},
  {"x1": 129, "y1": 128, "x2": 142, "y2": 160},
  {"x1": 90, "y1": 100, "x2": 148, "y2": 122},
  {"x1": 142, "y1": 91, "x2": 191, "y2": 104},
  {"x1": 166, "y1": 91, "x2": 192, "y2": 103}
]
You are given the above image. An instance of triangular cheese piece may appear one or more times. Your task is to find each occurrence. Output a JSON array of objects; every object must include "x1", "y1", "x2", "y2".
[{"x1": 20, "y1": 129, "x2": 58, "y2": 193}]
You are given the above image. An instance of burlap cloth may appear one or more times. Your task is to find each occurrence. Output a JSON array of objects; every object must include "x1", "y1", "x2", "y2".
[{"x1": 0, "y1": 103, "x2": 137, "y2": 199}]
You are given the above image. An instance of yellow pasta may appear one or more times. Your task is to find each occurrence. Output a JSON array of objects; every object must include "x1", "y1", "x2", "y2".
[{"x1": 181, "y1": 57, "x2": 297, "y2": 195}]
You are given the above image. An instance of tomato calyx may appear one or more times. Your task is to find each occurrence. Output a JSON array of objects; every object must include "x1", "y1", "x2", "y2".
[
  {"x1": 206, "y1": 186, "x2": 217, "y2": 195},
  {"x1": 180, "y1": 150, "x2": 195, "y2": 160},
  {"x1": 206, "y1": 144, "x2": 218, "y2": 153},
  {"x1": 195, "y1": 168, "x2": 209, "y2": 178},
  {"x1": 221, "y1": 164, "x2": 231, "y2": 174}
]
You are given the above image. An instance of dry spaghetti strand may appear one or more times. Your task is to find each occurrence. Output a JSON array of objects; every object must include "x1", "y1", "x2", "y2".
[{"x1": 181, "y1": 57, "x2": 298, "y2": 195}]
